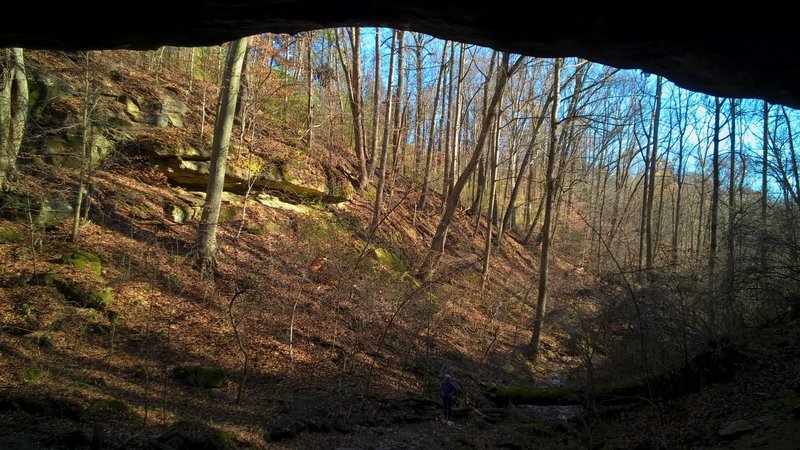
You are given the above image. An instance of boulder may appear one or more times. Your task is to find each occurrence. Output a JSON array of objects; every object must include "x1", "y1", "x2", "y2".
[
  {"x1": 156, "y1": 421, "x2": 236, "y2": 450},
  {"x1": 38, "y1": 128, "x2": 114, "y2": 168},
  {"x1": 158, "y1": 158, "x2": 246, "y2": 192},
  {"x1": 719, "y1": 419, "x2": 756, "y2": 439},
  {"x1": 41, "y1": 273, "x2": 113, "y2": 310},
  {"x1": 160, "y1": 93, "x2": 189, "y2": 128},
  {"x1": 166, "y1": 203, "x2": 202, "y2": 224},
  {"x1": 0, "y1": 192, "x2": 74, "y2": 228},
  {"x1": 147, "y1": 143, "x2": 211, "y2": 160},
  {"x1": 119, "y1": 94, "x2": 141, "y2": 116},
  {"x1": 27, "y1": 74, "x2": 67, "y2": 117},
  {"x1": 61, "y1": 249, "x2": 102, "y2": 276}
]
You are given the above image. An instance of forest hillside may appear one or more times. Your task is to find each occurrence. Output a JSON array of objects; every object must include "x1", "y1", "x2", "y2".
[{"x1": 1, "y1": 34, "x2": 799, "y2": 449}]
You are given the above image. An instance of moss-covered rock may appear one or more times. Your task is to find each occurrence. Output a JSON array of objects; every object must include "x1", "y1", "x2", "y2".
[
  {"x1": 166, "y1": 203, "x2": 202, "y2": 224},
  {"x1": 172, "y1": 365, "x2": 227, "y2": 389},
  {"x1": 38, "y1": 129, "x2": 114, "y2": 169},
  {"x1": 87, "y1": 288, "x2": 114, "y2": 310},
  {"x1": 91, "y1": 398, "x2": 141, "y2": 421},
  {"x1": 0, "y1": 192, "x2": 73, "y2": 228},
  {"x1": 373, "y1": 248, "x2": 409, "y2": 273},
  {"x1": 61, "y1": 249, "x2": 102, "y2": 276},
  {"x1": 34, "y1": 270, "x2": 112, "y2": 310},
  {"x1": 148, "y1": 143, "x2": 210, "y2": 161},
  {"x1": 27, "y1": 74, "x2": 67, "y2": 118}
]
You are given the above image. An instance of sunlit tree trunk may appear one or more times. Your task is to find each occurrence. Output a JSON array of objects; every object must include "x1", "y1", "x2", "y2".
[
  {"x1": 481, "y1": 111, "x2": 500, "y2": 291},
  {"x1": 197, "y1": 36, "x2": 249, "y2": 276},
  {"x1": 0, "y1": 48, "x2": 28, "y2": 191},
  {"x1": 371, "y1": 30, "x2": 397, "y2": 230},
  {"x1": 368, "y1": 28, "x2": 382, "y2": 178},
  {"x1": 304, "y1": 31, "x2": 314, "y2": 148},
  {"x1": 335, "y1": 28, "x2": 368, "y2": 189},
  {"x1": 390, "y1": 30, "x2": 406, "y2": 176},
  {"x1": 418, "y1": 41, "x2": 449, "y2": 210},
  {"x1": 421, "y1": 52, "x2": 523, "y2": 277},
  {"x1": 529, "y1": 58, "x2": 562, "y2": 361},
  {"x1": 413, "y1": 32, "x2": 424, "y2": 180}
]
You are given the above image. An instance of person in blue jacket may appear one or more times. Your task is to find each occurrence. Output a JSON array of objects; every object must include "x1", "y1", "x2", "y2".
[{"x1": 441, "y1": 374, "x2": 460, "y2": 421}]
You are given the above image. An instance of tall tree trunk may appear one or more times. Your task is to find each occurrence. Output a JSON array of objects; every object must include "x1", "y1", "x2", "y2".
[
  {"x1": 413, "y1": 32, "x2": 424, "y2": 180},
  {"x1": 481, "y1": 115, "x2": 500, "y2": 291},
  {"x1": 235, "y1": 41, "x2": 250, "y2": 126},
  {"x1": 709, "y1": 97, "x2": 721, "y2": 287},
  {"x1": 368, "y1": 28, "x2": 382, "y2": 178},
  {"x1": 390, "y1": 31, "x2": 406, "y2": 176},
  {"x1": 761, "y1": 101, "x2": 769, "y2": 270},
  {"x1": 335, "y1": 28, "x2": 368, "y2": 189},
  {"x1": 421, "y1": 52, "x2": 522, "y2": 277},
  {"x1": 452, "y1": 43, "x2": 465, "y2": 193},
  {"x1": 441, "y1": 42, "x2": 453, "y2": 202},
  {"x1": 71, "y1": 52, "x2": 92, "y2": 242},
  {"x1": 304, "y1": 31, "x2": 314, "y2": 148},
  {"x1": 727, "y1": 99, "x2": 737, "y2": 306},
  {"x1": 500, "y1": 94, "x2": 553, "y2": 242},
  {"x1": 529, "y1": 58, "x2": 562, "y2": 361},
  {"x1": 418, "y1": 41, "x2": 449, "y2": 210},
  {"x1": 0, "y1": 48, "x2": 28, "y2": 191},
  {"x1": 371, "y1": 30, "x2": 397, "y2": 230},
  {"x1": 645, "y1": 76, "x2": 663, "y2": 274},
  {"x1": 196, "y1": 36, "x2": 249, "y2": 276}
]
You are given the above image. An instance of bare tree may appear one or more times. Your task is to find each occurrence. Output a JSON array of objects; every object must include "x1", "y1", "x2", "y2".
[
  {"x1": 529, "y1": 58, "x2": 562, "y2": 361},
  {"x1": 197, "y1": 36, "x2": 249, "y2": 276},
  {"x1": 371, "y1": 30, "x2": 397, "y2": 230},
  {"x1": 421, "y1": 52, "x2": 524, "y2": 278},
  {"x1": 418, "y1": 41, "x2": 449, "y2": 210},
  {"x1": 0, "y1": 48, "x2": 28, "y2": 190},
  {"x1": 335, "y1": 28, "x2": 368, "y2": 189},
  {"x1": 645, "y1": 76, "x2": 663, "y2": 274}
]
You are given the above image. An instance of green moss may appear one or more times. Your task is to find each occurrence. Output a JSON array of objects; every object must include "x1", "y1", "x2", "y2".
[
  {"x1": 61, "y1": 249, "x2": 102, "y2": 276},
  {"x1": 21, "y1": 366, "x2": 45, "y2": 382},
  {"x1": 87, "y1": 288, "x2": 114, "y2": 310},
  {"x1": 0, "y1": 228, "x2": 21, "y2": 244},
  {"x1": 494, "y1": 385, "x2": 579, "y2": 404},
  {"x1": 92, "y1": 398, "x2": 142, "y2": 421},
  {"x1": 594, "y1": 378, "x2": 648, "y2": 396},
  {"x1": 374, "y1": 247, "x2": 409, "y2": 273},
  {"x1": 172, "y1": 365, "x2": 228, "y2": 388},
  {"x1": 40, "y1": 271, "x2": 113, "y2": 310}
]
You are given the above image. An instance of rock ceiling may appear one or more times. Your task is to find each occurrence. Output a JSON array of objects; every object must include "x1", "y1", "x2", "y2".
[{"x1": 2, "y1": 1, "x2": 797, "y2": 107}]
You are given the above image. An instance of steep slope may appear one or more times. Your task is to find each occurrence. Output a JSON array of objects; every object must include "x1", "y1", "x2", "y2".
[{"x1": 0, "y1": 50, "x2": 592, "y2": 448}]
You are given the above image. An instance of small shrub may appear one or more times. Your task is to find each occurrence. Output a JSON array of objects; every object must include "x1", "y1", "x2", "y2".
[
  {"x1": 166, "y1": 273, "x2": 181, "y2": 289},
  {"x1": 0, "y1": 228, "x2": 21, "y2": 244},
  {"x1": 21, "y1": 366, "x2": 45, "y2": 382}
]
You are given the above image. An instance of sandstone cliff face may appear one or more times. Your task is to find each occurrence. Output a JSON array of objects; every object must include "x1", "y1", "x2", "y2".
[{"x1": 23, "y1": 53, "x2": 355, "y2": 207}]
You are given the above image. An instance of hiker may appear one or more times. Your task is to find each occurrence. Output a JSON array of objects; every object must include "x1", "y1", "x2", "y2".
[{"x1": 441, "y1": 374, "x2": 460, "y2": 421}]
